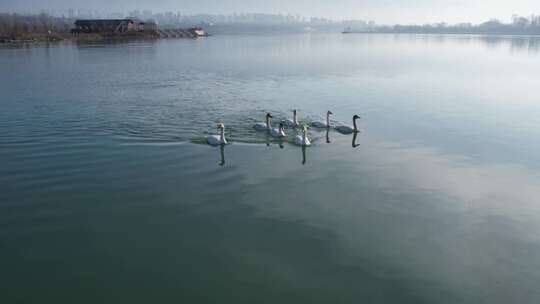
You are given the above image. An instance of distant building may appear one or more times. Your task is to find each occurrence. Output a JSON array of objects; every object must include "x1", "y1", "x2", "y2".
[
  {"x1": 138, "y1": 21, "x2": 158, "y2": 32},
  {"x1": 142, "y1": 10, "x2": 153, "y2": 21}
]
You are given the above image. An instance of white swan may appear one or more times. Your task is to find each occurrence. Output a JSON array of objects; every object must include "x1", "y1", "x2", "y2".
[
  {"x1": 335, "y1": 114, "x2": 361, "y2": 134},
  {"x1": 270, "y1": 122, "x2": 287, "y2": 138},
  {"x1": 285, "y1": 109, "x2": 299, "y2": 128},
  {"x1": 254, "y1": 113, "x2": 273, "y2": 131},
  {"x1": 311, "y1": 111, "x2": 332, "y2": 128},
  {"x1": 206, "y1": 123, "x2": 228, "y2": 146},
  {"x1": 295, "y1": 126, "x2": 311, "y2": 146}
]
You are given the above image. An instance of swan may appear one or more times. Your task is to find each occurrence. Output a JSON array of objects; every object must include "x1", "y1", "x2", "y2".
[
  {"x1": 295, "y1": 125, "x2": 311, "y2": 146},
  {"x1": 270, "y1": 122, "x2": 286, "y2": 138},
  {"x1": 285, "y1": 109, "x2": 299, "y2": 127},
  {"x1": 335, "y1": 114, "x2": 361, "y2": 134},
  {"x1": 254, "y1": 113, "x2": 273, "y2": 131},
  {"x1": 206, "y1": 123, "x2": 228, "y2": 146},
  {"x1": 311, "y1": 111, "x2": 332, "y2": 128}
]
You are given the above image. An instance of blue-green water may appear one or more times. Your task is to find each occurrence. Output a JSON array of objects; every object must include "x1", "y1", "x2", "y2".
[{"x1": 1, "y1": 34, "x2": 540, "y2": 303}]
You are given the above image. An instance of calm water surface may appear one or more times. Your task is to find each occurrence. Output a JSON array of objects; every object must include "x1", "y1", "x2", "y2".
[{"x1": 1, "y1": 34, "x2": 540, "y2": 303}]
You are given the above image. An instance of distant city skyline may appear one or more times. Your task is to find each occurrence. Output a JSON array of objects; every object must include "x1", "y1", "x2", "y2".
[{"x1": 1, "y1": 0, "x2": 539, "y2": 24}]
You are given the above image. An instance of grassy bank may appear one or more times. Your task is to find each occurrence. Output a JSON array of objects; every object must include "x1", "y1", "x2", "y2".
[{"x1": 1, "y1": 32, "x2": 160, "y2": 44}]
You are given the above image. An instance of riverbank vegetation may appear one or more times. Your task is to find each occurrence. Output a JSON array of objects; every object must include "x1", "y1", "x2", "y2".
[
  {"x1": 0, "y1": 13, "x2": 72, "y2": 42},
  {"x1": 0, "y1": 13, "x2": 159, "y2": 43},
  {"x1": 348, "y1": 15, "x2": 540, "y2": 35}
]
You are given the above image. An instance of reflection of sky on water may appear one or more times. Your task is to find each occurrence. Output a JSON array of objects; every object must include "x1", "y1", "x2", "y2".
[
  {"x1": 2, "y1": 33, "x2": 540, "y2": 302},
  {"x1": 228, "y1": 133, "x2": 540, "y2": 302},
  {"x1": 239, "y1": 134, "x2": 540, "y2": 240}
]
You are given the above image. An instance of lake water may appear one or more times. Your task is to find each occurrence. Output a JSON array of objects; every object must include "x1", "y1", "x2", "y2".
[{"x1": 1, "y1": 34, "x2": 540, "y2": 303}]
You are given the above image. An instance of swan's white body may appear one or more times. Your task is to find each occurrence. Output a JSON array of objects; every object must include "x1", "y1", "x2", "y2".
[
  {"x1": 206, "y1": 124, "x2": 227, "y2": 146},
  {"x1": 335, "y1": 125, "x2": 355, "y2": 134},
  {"x1": 312, "y1": 111, "x2": 332, "y2": 128},
  {"x1": 254, "y1": 114, "x2": 272, "y2": 131},
  {"x1": 335, "y1": 115, "x2": 361, "y2": 134},
  {"x1": 270, "y1": 124, "x2": 286, "y2": 138},
  {"x1": 311, "y1": 121, "x2": 328, "y2": 128},
  {"x1": 285, "y1": 110, "x2": 299, "y2": 128},
  {"x1": 253, "y1": 122, "x2": 269, "y2": 131},
  {"x1": 295, "y1": 127, "x2": 311, "y2": 146}
]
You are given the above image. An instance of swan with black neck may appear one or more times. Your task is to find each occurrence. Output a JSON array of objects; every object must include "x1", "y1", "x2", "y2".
[
  {"x1": 312, "y1": 111, "x2": 333, "y2": 128},
  {"x1": 254, "y1": 113, "x2": 273, "y2": 131},
  {"x1": 285, "y1": 109, "x2": 299, "y2": 128},
  {"x1": 335, "y1": 114, "x2": 361, "y2": 134},
  {"x1": 270, "y1": 121, "x2": 287, "y2": 138}
]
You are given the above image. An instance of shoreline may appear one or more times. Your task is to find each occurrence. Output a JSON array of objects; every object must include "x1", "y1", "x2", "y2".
[
  {"x1": 0, "y1": 32, "x2": 161, "y2": 45},
  {"x1": 0, "y1": 28, "x2": 211, "y2": 45},
  {"x1": 342, "y1": 31, "x2": 540, "y2": 37},
  {"x1": 4, "y1": 31, "x2": 540, "y2": 46}
]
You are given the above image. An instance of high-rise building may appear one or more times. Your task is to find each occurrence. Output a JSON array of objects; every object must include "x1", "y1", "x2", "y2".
[{"x1": 143, "y1": 10, "x2": 153, "y2": 21}]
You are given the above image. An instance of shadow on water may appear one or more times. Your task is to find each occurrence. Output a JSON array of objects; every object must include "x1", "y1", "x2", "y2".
[
  {"x1": 301, "y1": 146, "x2": 307, "y2": 165},
  {"x1": 74, "y1": 38, "x2": 159, "y2": 48},
  {"x1": 476, "y1": 35, "x2": 540, "y2": 53},
  {"x1": 389, "y1": 33, "x2": 540, "y2": 53}
]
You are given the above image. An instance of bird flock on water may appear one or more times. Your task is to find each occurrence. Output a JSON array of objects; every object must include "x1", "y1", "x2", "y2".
[{"x1": 205, "y1": 109, "x2": 361, "y2": 147}]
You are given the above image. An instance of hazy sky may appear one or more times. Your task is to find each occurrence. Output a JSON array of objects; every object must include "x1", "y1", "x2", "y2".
[{"x1": 1, "y1": 0, "x2": 539, "y2": 24}]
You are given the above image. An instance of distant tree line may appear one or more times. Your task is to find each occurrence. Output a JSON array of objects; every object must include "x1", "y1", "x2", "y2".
[
  {"x1": 0, "y1": 13, "x2": 72, "y2": 40},
  {"x1": 369, "y1": 15, "x2": 540, "y2": 35},
  {"x1": 4, "y1": 12, "x2": 540, "y2": 39}
]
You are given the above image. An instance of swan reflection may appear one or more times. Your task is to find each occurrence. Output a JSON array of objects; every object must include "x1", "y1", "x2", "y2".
[
  {"x1": 301, "y1": 146, "x2": 307, "y2": 165},
  {"x1": 265, "y1": 133, "x2": 271, "y2": 147},
  {"x1": 326, "y1": 128, "x2": 331, "y2": 143},
  {"x1": 265, "y1": 133, "x2": 285, "y2": 149},
  {"x1": 219, "y1": 144, "x2": 226, "y2": 166},
  {"x1": 352, "y1": 132, "x2": 360, "y2": 148}
]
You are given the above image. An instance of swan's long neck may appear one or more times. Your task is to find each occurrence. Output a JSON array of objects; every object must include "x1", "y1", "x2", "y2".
[
  {"x1": 353, "y1": 117, "x2": 358, "y2": 131},
  {"x1": 326, "y1": 113, "x2": 330, "y2": 126},
  {"x1": 302, "y1": 129, "x2": 307, "y2": 143},
  {"x1": 266, "y1": 116, "x2": 271, "y2": 129},
  {"x1": 293, "y1": 111, "x2": 298, "y2": 124}
]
